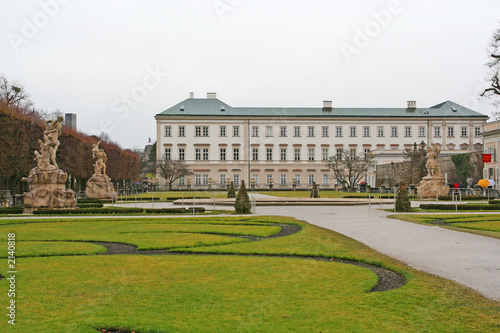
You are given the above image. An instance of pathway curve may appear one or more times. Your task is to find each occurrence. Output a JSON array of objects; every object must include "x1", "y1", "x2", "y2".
[{"x1": 256, "y1": 204, "x2": 500, "y2": 301}]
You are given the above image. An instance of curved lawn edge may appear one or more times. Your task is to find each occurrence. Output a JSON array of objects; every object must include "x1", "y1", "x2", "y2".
[{"x1": 1, "y1": 222, "x2": 407, "y2": 292}]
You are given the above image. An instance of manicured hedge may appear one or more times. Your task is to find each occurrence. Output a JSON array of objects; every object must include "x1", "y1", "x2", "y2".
[
  {"x1": 165, "y1": 196, "x2": 210, "y2": 201},
  {"x1": 122, "y1": 196, "x2": 161, "y2": 201},
  {"x1": 33, "y1": 208, "x2": 144, "y2": 215},
  {"x1": 437, "y1": 195, "x2": 486, "y2": 201},
  {"x1": 144, "y1": 207, "x2": 205, "y2": 214},
  {"x1": 420, "y1": 204, "x2": 500, "y2": 211},
  {"x1": 77, "y1": 199, "x2": 106, "y2": 203},
  {"x1": 32, "y1": 207, "x2": 206, "y2": 215},
  {"x1": 0, "y1": 207, "x2": 23, "y2": 214},
  {"x1": 77, "y1": 203, "x2": 104, "y2": 208}
]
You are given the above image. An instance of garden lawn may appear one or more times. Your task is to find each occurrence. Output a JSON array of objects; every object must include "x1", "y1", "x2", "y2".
[
  {"x1": 0, "y1": 216, "x2": 498, "y2": 332},
  {"x1": 389, "y1": 214, "x2": 500, "y2": 239}
]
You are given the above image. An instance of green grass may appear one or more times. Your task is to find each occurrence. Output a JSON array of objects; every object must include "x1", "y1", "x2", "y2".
[
  {"x1": 389, "y1": 214, "x2": 500, "y2": 239},
  {"x1": 0, "y1": 216, "x2": 499, "y2": 332}
]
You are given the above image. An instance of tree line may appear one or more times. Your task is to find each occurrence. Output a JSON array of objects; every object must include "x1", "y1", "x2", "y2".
[{"x1": 0, "y1": 76, "x2": 139, "y2": 194}]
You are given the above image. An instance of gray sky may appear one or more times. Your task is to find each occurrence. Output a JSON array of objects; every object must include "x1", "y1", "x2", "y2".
[{"x1": 1, "y1": 0, "x2": 499, "y2": 149}]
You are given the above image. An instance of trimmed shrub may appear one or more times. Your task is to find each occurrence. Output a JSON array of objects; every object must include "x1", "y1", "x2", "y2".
[
  {"x1": 77, "y1": 199, "x2": 106, "y2": 203},
  {"x1": 165, "y1": 196, "x2": 210, "y2": 202},
  {"x1": 122, "y1": 196, "x2": 161, "y2": 201},
  {"x1": 234, "y1": 180, "x2": 251, "y2": 214},
  {"x1": 0, "y1": 207, "x2": 23, "y2": 214},
  {"x1": 227, "y1": 182, "x2": 236, "y2": 198},
  {"x1": 310, "y1": 182, "x2": 320, "y2": 198},
  {"x1": 420, "y1": 204, "x2": 500, "y2": 211},
  {"x1": 144, "y1": 207, "x2": 205, "y2": 214},
  {"x1": 437, "y1": 195, "x2": 486, "y2": 201},
  {"x1": 395, "y1": 182, "x2": 411, "y2": 212},
  {"x1": 33, "y1": 208, "x2": 144, "y2": 215},
  {"x1": 77, "y1": 203, "x2": 104, "y2": 208}
]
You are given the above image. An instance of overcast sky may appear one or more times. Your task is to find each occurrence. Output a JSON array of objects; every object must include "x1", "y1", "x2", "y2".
[{"x1": 1, "y1": 0, "x2": 499, "y2": 149}]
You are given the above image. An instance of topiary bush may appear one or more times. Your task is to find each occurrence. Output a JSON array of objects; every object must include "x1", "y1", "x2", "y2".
[
  {"x1": 395, "y1": 182, "x2": 411, "y2": 212},
  {"x1": 227, "y1": 181, "x2": 236, "y2": 198},
  {"x1": 234, "y1": 180, "x2": 251, "y2": 214}
]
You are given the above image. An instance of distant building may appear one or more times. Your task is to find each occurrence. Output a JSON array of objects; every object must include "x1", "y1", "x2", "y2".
[
  {"x1": 155, "y1": 92, "x2": 487, "y2": 189},
  {"x1": 64, "y1": 113, "x2": 77, "y2": 130},
  {"x1": 482, "y1": 120, "x2": 500, "y2": 188}
]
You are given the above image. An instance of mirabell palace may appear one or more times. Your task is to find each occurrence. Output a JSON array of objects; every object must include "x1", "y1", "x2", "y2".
[{"x1": 155, "y1": 92, "x2": 487, "y2": 189}]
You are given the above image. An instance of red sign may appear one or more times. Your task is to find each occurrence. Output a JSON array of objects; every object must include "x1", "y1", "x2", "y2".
[{"x1": 483, "y1": 154, "x2": 492, "y2": 163}]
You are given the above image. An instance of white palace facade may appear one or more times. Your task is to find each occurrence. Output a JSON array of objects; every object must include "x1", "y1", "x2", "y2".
[{"x1": 155, "y1": 93, "x2": 487, "y2": 190}]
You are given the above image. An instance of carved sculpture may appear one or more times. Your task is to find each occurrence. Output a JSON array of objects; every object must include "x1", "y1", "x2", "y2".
[
  {"x1": 22, "y1": 117, "x2": 76, "y2": 210},
  {"x1": 85, "y1": 140, "x2": 116, "y2": 199},
  {"x1": 417, "y1": 144, "x2": 449, "y2": 197}
]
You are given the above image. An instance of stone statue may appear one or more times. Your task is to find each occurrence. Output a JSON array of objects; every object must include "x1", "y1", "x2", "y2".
[
  {"x1": 22, "y1": 117, "x2": 76, "y2": 211},
  {"x1": 417, "y1": 143, "x2": 449, "y2": 197},
  {"x1": 92, "y1": 139, "x2": 107, "y2": 175},
  {"x1": 423, "y1": 144, "x2": 442, "y2": 179},
  {"x1": 43, "y1": 116, "x2": 63, "y2": 169},
  {"x1": 86, "y1": 139, "x2": 116, "y2": 199}
]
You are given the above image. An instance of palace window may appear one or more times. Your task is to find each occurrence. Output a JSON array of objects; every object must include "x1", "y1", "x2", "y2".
[
  {"x1": 294, "y1": 148, "x2": 301, "y2": 161},
  {"x1": 363, "y1": 126, "x2": 370, "y2": 137},
  {"x1": 252, "y1": 148, "x2": 259, "y2": 161},
  {"x1": 280, "y1": 148, "x2": 287, "y2": 161},
  {"x1": 308, "y1": 148, "x2": 315, "y2": 161},
  {"x1": 266, "y1": 148, "x2": 273, "y2": 161}
]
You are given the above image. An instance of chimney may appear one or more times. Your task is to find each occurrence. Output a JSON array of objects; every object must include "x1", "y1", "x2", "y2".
[
  {"x1": 189, "y1": 92, "x2": 194, "y2": 98},
  {"x1": 322, "y1": 100, "x2": 332, "y2": 112},
  {"x1": 207, "y1": 92, "x2": 217, "y2": 99},
  {"x1": 407, "y1": 101, "x2": 416, "y2": 109}
]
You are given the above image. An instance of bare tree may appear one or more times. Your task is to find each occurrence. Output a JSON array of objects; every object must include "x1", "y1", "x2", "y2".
[
  {"x1": 326, "y1": 149, "x2": 374, "y2": 192},
  {"x1": 401, "y1": 142, "x2": 427, "y2": 185},
  {"x1": 481, "y1": 23, "x2": 500, "y2": 116},
  {"x1": 0, "y1": 74, "x2": 32, "y2": 108},
  {"x1": 156, "y1": 158, "x2": 193, "y2": 190}
]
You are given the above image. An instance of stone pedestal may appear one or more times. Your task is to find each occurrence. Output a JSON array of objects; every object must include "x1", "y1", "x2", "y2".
[
  {"x1": 23, "y1": 169, "x2": 76, "y2": 209},
  {"x1": 85, "y1": 174, "x2": 116, "y2": 199},
  {"x1": 417, "y1": 177, "x2": 449, "y2": 198}
]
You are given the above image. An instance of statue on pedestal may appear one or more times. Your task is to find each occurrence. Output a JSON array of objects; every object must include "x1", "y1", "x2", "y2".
[
  {"x1": 85, "y1": 140, "x2": 116, "y2": 199},
  {"x1": 417, "y1": 144, "x2": 450, "y2": 197},
  {"x1": 22, "y1": 116, "x2": 77, "y2": 210}
]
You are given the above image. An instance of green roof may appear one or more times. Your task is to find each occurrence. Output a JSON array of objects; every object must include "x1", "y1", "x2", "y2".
[{"x1": 156, "y1": 99, "x2": 488, "y2": 119}]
